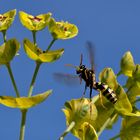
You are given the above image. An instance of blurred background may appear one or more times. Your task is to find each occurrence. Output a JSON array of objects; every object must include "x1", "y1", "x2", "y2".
[{"x1": 0, "y1": 0, "x2": 140, "y2": 139}]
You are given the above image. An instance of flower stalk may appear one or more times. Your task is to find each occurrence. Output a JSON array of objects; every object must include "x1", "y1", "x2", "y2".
[
  {"x1": 2, "y1": 30, "x2": 7, "y2": 43},
  {"x1": 46, "y1": 38, "x2": 56, "y2": 52},
  {"x1": 59, "y1": 121, "x2": 75, "y2": 140},
  {"x1": 19, "y1": 109, "x2": 27, "y2": 140},
  {"x1": 6, "y1": 63, "x2": 20, "y2": 97}
]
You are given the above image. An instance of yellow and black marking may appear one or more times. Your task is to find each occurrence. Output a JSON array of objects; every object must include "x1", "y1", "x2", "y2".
[{"x1": 94, "y1": 82, "x2": 117, "y2": 104}]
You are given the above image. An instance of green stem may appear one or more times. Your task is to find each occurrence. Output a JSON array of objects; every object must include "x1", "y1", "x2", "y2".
[
  {"x1": 116, "y1": 71, "x2": 122, "y2": 77},
  {"x1": 32, "y1": 31, "x2": 37, "y2": 46},
  {"x1": 46, "y1": 38, "x2": 56, "y2": 52},
  {"x1": 19, "y1": 109, "x2": 27, "y2": 140},
  {"x1": 2, "y1": 30, "x2": 7, "y2": 43},
  {"x1": 28, "y1": 62, "x2": 41, "y2": 97},
  {"x1": 6, "y1": 63, "x2": 20, "y2": 97},
  {"x1": 59, "y1": 121, "x2": 75, "y2": 140}
]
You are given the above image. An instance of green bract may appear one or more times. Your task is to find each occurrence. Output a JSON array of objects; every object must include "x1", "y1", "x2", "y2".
[
  {"x1": 0, "y1": 90, "x2": 52, "y2": 109},
  {"x1": 23, "y1": 39, "x2": 64, "y2": 63},
  {"x1": 120, "y1": 51, "x2": 135, "y2": 77},
  {"x1": 78, "y1": 122, "x2": 98, "y2": 140},
  {"x1": 0, "y1": 39, "x2": 20, "y2": 64},
  {"x1": 99, "y1": 68, "x2": 118, "y2": 90},
  {"x1": 120, "y1": 117, "x2": 140, "y2": 140},
  {"x1": 0, "y1": 9, "x2": 16, "y2": 31},
  {"x1": 48, "y1": 18, "x2": 78, "y2": 40},
  {"x1": 63, "y1": 98, "x2": 97, "y2": 139},
  {"x1": 19, "y1": 11, "x2": 52, "y2": 31}
]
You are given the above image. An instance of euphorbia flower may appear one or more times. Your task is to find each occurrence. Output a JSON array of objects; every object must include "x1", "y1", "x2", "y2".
[
  {"x1": 23, "y1": 39, "x2": 64, "y2": 63},
  {"x1": 19, "y1": 11, "x2": 52, "y2": 31},
  {"x1": 48, "y1": 18, "x2": 78, "y2": 40},
  {"x1": 62, "y1": 98, "x2": 97, "y2": 138},
  {"x1": 0, "y1": 9, "x2": 16, "y2": 31}
]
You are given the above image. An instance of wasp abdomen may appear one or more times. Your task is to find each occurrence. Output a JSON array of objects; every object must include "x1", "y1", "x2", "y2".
[{"x1": 95, "y1": 82, "x2": 117, "y2": 104}]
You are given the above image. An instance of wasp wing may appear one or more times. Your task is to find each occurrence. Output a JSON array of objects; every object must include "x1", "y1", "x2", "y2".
[
  {"x1": 86, "y1": 41, "x2": 95, "y2": 72},
  {"x1": 53, "y1": 73, "x2": 80, "y2": 86}
]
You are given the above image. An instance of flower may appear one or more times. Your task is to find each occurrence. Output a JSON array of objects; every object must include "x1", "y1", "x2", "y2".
[
  {"x1": 19, "y1": 11, "x2": 52, "y2": 31},
  {"x1": 48, "y1": 18, "x2": 78, "y2": 40},
  {"x1": 23, "y1": 39, "x2": 64, "y2": 63},
  {"x1": 0, "y1": 9, "x2": 16, "y2": 31}
]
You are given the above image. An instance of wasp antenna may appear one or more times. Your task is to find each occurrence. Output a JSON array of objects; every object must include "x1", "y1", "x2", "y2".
[
  {"x1": 80, "y1": 53, "x2": 83, "y2": 66},
  {"x1": 65, "y1": 64, "x2": 77, "y2": 68}
]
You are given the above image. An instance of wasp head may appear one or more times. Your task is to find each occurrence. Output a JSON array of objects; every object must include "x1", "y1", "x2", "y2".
[{"x1": 76, "y1": 65, "x2": 86, "y2": 74}]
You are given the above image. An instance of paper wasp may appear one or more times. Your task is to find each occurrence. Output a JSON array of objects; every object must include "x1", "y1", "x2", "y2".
[{"x1": 54, "y1": 42, "x2": 117, "y2": 104}]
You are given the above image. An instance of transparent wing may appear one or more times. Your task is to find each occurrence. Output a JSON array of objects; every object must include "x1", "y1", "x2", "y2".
[
  {"x1": 53, "y1": 73, "x2": 80, "y2": 86},
  {"x1": 86, "y1": 41, "x2": 95, "y2": 72}
]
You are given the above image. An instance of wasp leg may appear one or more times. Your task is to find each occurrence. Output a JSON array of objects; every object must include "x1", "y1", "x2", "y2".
[
  {"x1": 81, "y1": 84, "x2": 87, "y2": 100},
  {"x1": 99, "y1": 91, "x2": 107, "y2": 109},
  {"x1": 89, "y1": 86, "x2": 92, "y2": 102}
]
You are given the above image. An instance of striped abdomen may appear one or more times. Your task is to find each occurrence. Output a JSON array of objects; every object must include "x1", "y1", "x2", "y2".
[{"x1": 94, "y1": 82, "x2": 117, "y2": 104}]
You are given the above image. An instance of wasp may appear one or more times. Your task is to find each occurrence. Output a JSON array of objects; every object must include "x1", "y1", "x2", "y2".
[{"x1": 54, "y1": 42, "x2": 117, "y2": 104}]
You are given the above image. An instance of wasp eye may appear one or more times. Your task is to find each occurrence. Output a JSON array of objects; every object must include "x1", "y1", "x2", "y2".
[{"x1": 80, "y1": 65, "x2": 85, "y2": 69}]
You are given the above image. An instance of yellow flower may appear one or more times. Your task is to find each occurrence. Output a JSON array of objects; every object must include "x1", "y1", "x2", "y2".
[
  {"x1": 0, "y1": 9, "x2": 16, "y2": 31},
  {"x1": 19, "y1": 11, "x2": 52, "y2": 31},
  {"x1": 48, "y1": 18, "x2": 78, "y2": 40},
  {"x1": 63, "y1": 98, "x2": 97, "y2": 138},
  {"x1": 23, "y1": 39, "x2": 64, "y2": 63}
]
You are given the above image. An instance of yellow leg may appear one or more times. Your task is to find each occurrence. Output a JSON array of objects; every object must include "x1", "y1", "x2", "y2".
[{"x1": 99, "y1": 92, "x2": 107, "y2": 109}]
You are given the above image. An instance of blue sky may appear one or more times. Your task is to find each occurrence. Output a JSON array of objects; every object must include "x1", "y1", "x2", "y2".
[{"x1": 0, "y1": 0, "x2": 140, "y2": 140}]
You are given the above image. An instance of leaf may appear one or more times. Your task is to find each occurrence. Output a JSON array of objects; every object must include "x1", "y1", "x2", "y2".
[
  {"x1": 0, "y1": 39, "x2": 20, "y2": 64},
  {"x1": 0, "y1": 90, "x2": 52, "y2": 109},
  {"x1": 91, "y1": 95, "x2": 116, "y2": 132},
  {"x1": 62, "y1": 98, "x2": 98, "y2": 138},
  {"x1": 23, "y1": 39, "x2": 64, "y2": 62},
  {"x1": 120, "y1": 116, "x2": 140, "y2": 140},
  {"x1": 120, "y1": 51, "x2": 135, "y2": 77},
  {"x1": 78, "y1": 122, "x2": 98, "y2": 140},
  {"x1": 114, "y1": 85, "x2": 140, "y2": 116},
  {"x1": 99, "y1": 68, "x2": 118, "y2": 90}
]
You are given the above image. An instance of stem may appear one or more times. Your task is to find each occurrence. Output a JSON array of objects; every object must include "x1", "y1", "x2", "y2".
[
  {"x1": 6, "y1": 63, "x2": 20, "y2": 97},
  {"x1": 59, "y1": 121, "x2": 75, "y2": 140},
  {"x1": 32, "y1": 31, "x2": 37, "y2": 46},
  {"x1": 2, "y1": 30, "x2": 7, "y2": 43},
  {"x1": 28, "y1": 62, "x2": 41, "y2": 97},
  {"x1": 19, "y1": 109, "x2": 27, "y2": 140},
  {"x1": 46, "y1": 38, "x2": 56, "y2": 52},
  {"x1": 116, "y1": 71, "x2": 122, "y2": 77}
]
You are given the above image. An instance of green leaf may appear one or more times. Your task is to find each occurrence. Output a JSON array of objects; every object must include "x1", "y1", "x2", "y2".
[
  {"x1": 19, "y1": 11, "x2": 52, "y2": 31},
  {"x1": 62, "y1": 98, "x2": 98, "y2": 138},
  {"x1": 0, "y1": 39, "x2": 20, "y2": 64},
  {"x1": 0, "y1": 90, "x2": 52, "y2": 109},
  {"x1": 114, "y1": 85, "x2": 140, "y2": 116},
  {"x1": 0, "y1": 9, "x2": 16, "y2": 31},
  {"x1": 23, "y1": 39, "x2": 64, "y2": 63},
  {"x1": 78, "y1": 122, "x2": 98, "y2": 140},
  {"x1": 120, "y1": 51, "x2": 135, "y2": 77},
  {"x1": 91, "y1": 95, "x2": 115, "y2": 132},
  {"x1": 99, "y1": 68, "x2": 118, "y2": 90},
  {"x1": 120, "y1": 116, "x2": 140, "y2": 140}
]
